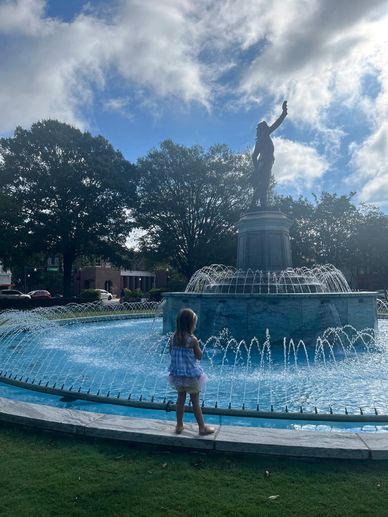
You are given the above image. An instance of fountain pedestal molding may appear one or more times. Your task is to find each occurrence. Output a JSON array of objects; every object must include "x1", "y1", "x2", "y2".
[{"x1": 237, "y1": 210, "x2": 292, "y2": 271}]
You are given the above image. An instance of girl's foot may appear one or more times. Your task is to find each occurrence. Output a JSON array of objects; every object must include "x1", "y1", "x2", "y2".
[
  {"x1": 175, "y1": 425, "x2": 184, "y2": 434},
  {"x1": 199, "y1": 426, "x2": 215, "y2": 436}
]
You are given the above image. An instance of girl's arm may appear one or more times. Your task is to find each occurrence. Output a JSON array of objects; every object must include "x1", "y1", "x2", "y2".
[{"x1": 192, "y1": 336, "x2": 203, "y2": 360}]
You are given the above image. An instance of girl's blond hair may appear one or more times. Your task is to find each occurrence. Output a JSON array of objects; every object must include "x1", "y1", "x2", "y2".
[{"x1": 174, "y1": 308, "x2": 197, "y2": 347}]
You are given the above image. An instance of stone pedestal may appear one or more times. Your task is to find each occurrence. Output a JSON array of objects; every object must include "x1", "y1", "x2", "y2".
[{"x1": 237, "y1": 210, "x2": 292, "y2": 271}]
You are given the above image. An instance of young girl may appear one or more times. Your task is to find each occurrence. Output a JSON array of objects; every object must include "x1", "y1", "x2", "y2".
[{"x1": 168, "y1": 308, "x2": 215, "y2": 436}]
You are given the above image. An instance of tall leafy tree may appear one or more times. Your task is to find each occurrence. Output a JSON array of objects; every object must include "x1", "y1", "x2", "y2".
[
  {"x1": 0, "y1": 192, "x2": 26, "y2": 270},
  {"x1": 275, "y1": 194, "x2": 315, "y2": 266},
  {"x1": 133, "y1": 140, "x2": 251, "y2": 279},
  {"x1": 309, "y1": 192, "x2": 361, "y2": 266},
  {"x1": 276, "y1": 193, "x2": 362, "y2": 267},
  {"x1": 0, "y1": 120, "x2": 136, "y2": 296},
  {"x1": 352, "y1": 204, "x2": 388, "y2": 279},
  {"x1": 276, "y1": 192, "x2": 388, "y2": 282}
]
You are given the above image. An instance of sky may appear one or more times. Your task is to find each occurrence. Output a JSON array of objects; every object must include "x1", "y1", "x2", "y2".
[{"x1": 0, "y1": 0, "x2": 388, "y2": 209}]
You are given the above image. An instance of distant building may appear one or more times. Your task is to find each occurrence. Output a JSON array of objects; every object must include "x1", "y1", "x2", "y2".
[
  {"x1": 73, "y1": 262, "x2": 157, "y2": 296},
  {"x1": 0, "y1": 263, "x2": 12, "y2": 288}
]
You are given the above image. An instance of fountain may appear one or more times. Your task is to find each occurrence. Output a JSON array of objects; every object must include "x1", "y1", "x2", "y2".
[
  {"x1": 0, "y1": 104, "x2": 384, "y2": 444},
  {"x1": 0, "y1": 302, "x2": 387, "y2": 421},
  {"x1": 163, "y1": 103, "x2": 377, "y2": 342}
]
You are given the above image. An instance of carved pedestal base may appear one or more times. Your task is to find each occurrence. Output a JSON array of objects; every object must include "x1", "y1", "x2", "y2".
[{"x1": 237, "y1": 210, "x2": 292, "y2": 271}]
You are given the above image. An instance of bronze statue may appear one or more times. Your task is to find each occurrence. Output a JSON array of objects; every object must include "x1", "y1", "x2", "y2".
[{"x1": 251, "y1": 101, "x2": 288, "y2": 208}]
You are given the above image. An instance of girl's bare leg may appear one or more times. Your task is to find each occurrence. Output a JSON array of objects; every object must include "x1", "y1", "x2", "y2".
[
  {"x1": 190, "y1": 392, "x2": 215, "y2": 435},
  {"x1": 176, "y1": 391, "x2": 186, "y2": 432},
  {"x1": 189, "y1": 392, "x2": 205, "y2": 430}
]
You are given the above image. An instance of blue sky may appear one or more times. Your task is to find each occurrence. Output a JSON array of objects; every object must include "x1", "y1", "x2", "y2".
[{"x1": 1, "y1": 0, "x2": 388, "y2": 209}]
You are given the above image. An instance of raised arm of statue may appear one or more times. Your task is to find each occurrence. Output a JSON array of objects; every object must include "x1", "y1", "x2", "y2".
[
  {"x1": 268, "y1": 101, "x2": 287, "y2": 134},
  {"x1": 250, "y1": 101, "x2": 288, "y2": 209}
]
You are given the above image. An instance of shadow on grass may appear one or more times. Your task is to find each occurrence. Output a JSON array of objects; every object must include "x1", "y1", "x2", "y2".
[{"x1": 1, "y1": 422, "x2": 388, "y2": 516}]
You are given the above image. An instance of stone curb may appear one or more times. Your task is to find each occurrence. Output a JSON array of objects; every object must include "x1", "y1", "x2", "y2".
[{"x1": 1, "y1": 396, "x2": 388, "y2": 459}]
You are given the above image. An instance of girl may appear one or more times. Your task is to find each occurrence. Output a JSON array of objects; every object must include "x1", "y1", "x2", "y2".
[{"x1": 168, "y1": 308, "x2": 215, "y2": 435}]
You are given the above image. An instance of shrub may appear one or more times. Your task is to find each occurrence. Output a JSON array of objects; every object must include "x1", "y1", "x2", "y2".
[
  {"x1": 123, "y1": 289, "x2": 142, "y2": 302},
  {"x1": 80, "y1": 289, "x2": 101, "y2": 301},
  {"x1": 148, "y1": 288, "x2": 163, "y2": 301}
]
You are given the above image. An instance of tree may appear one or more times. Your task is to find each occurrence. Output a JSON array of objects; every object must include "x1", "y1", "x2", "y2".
[
  {"x1": 274, "y1": 194, "x2": 315, "y2": 266},
  {"x1": 0, "y1": 192, "x2": 26, "y2": 269},
  {"x1": 133, "y1": 140, "x2": 251, "y2": 279},
  {"x1": 276, "y1": 192, "x2": 362, "y2": 267},
  {"x1": 0, "y1": 120, "x2": 136, "y2": 296},
  {"x1": 351, "y1": 204, "x2": 388, "y2": 280},
  {"x1": 275, "y1": 192, "x2": 388, "y2": 285},
  {"x1": 309, "y1": 192, "x2": 361, "y2": 266}
]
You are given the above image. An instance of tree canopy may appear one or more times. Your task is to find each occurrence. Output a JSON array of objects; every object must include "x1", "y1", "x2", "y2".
[
  {"x1": 133, "y1": 140, "x2": 251, "y2": 279},
  {"x1": 275, "y1": 192, "x2": 388, "y2": 286},
  {"x1": 1, "y1": 122, "x2": 387, "y2": 292},
  {"x1": 0, "y1": 120, "x2": 136, "y2": 295}
]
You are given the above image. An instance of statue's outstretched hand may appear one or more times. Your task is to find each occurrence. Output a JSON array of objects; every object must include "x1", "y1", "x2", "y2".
[{"x1": 282, "y1": 100, "x2": 288, "y2": 115}]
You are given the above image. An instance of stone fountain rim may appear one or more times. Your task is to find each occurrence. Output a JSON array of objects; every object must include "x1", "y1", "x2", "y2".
[
  {"x1": 0, "y1": 395, "x2": 388, "y2": 460},
  {"x1": 0, "y1": 374, "x2": 386, "y2": 423},
  {"x1": 165, "y1": 291, "x2": 378, "y2": 298}
]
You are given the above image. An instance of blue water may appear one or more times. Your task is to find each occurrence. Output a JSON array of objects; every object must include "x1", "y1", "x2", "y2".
[{"x1": 1, "y1": 314, "x2": 388, "y2": 431}]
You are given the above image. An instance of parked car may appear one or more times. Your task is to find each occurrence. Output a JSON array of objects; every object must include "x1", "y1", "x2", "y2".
[
  {"x1": 96, "y1": 289, "x2": 113, "y2": 301},
  {"x1": 0, "y1": 289, "x2": 31, "y2": 299},
  {"x1": 28, "y1": 290, "x2": 52, "y2": 299}
]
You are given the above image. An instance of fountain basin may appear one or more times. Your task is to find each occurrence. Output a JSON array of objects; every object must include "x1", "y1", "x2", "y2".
[
  {"x1": 163, "y1": 291, "x2": 378, "y2": 342},
  {"x1": 1, "y1": 304, "x2": 386, "y2": 421}
]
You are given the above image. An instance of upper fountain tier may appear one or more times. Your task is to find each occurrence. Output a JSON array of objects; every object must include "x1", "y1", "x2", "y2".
[{"x1": 185, "y1": 264, "x2": 351, "y2": 295}]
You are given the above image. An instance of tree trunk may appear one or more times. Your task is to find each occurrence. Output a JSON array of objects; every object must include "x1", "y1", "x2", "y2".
[{"x1": 63, "y1": 251, "x2": 75, "y2": 298}]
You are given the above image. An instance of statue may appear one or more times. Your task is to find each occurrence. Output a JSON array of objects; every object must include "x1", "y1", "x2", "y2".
[{"x1": 251, "y1": 101, "x2": 288, "y2": 209}]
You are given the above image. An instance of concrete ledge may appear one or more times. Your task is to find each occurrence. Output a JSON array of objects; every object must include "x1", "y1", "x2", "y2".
[
  {"x1": 0, "y1": 396, "x2": 387, "y2": 459},
  {"x1": 216, "y1": 425, "x2": 369, "y2": 459},
  {"x1": 83, "y1": 413, "x2": 215, "y2": 450},
  {"x1": 356, "y1": 434, "x2": 388, "y2": 460}
]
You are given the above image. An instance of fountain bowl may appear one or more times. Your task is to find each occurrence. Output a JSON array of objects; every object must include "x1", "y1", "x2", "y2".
[{"x1": 163, "y1": 264, "x2": 378, "y2": 342}]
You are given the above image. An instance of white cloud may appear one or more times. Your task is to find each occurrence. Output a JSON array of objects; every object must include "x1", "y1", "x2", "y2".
[
  {"x1": 272, "y1": 137, "x2": 328, "y2": 193},
  {"x1": 103, "y1": 97, "x2": 133, "y2": 120},
  {"x1": 0, "y1": 0, "x2": 46, "y2": 35},
  {"x1": 0, "y1": 0, "x2": 387, "y2": 205},
  {"x1": 1, "y1": 0, "x2": 388, "y2": 133},
  {"x1": 349, "y1": 122, "x2": 388, "y2": 206},
  {"x1": 0, "y1": 0, "x2": 209, "y2": 133},
  {"x1": 0, "y1": 4, "x2": 107, "y2": 130}
]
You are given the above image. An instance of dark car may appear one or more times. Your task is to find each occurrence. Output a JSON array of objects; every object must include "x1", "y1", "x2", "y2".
[{"x1": 27, "y1": 290, "x2": 52, "y2": 299}]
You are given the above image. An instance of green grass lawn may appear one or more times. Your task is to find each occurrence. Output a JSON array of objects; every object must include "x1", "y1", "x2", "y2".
[{"x1": 1, "y1": 424, "x2": 388, "y2": 516}]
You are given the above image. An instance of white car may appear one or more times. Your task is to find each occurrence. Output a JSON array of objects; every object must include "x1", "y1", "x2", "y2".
[
  {"x1": 96, "y1": 289, "x2": 113, "y2": 301},
  {"x1": 0, "y1": 289, "x2": 31, "y2": 299}
]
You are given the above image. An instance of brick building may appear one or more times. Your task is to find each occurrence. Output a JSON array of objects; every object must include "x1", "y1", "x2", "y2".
[
  {"x1": 73, "y1": 264, "x2": 157, "y2": 296},
  {"x1": 0, "y1": 263, "x2": 12, "y2": 288}
]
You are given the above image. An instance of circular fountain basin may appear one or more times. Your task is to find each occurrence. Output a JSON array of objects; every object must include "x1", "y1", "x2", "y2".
[{"x1": 1, "y1": 308, "x2": 388, "y2": 430}]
